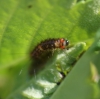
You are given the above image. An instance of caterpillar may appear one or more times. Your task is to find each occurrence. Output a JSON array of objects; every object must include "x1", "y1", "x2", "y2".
[{"x1": 30, "y1": 38, "x2": 69, "y2": 59}]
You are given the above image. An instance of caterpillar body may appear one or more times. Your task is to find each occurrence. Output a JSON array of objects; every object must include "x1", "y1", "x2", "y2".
[{"x1": 30, "y1": 38, "x2": 69, "y2": 59}]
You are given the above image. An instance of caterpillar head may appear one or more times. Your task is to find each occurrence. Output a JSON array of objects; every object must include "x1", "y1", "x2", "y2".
[
  {"x1": 59, "y1": 38, "x2": 69, "y2": 49},
  {"x1": 55, "y1": 38, "x2": 69, "y2": 49}
]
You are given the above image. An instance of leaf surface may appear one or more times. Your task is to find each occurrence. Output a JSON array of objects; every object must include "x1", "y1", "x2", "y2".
[{"x1": 0, "y1": 0, "x2": 100, "y2": 98}]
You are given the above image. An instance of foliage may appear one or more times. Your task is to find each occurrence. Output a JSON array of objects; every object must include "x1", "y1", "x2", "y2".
[{"x1": 0, "y1": 0, "x2": 100, "y2": 99}]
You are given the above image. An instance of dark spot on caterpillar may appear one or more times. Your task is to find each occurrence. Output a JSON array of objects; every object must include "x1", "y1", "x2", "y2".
[
  {"x1": 28, "y1": 5, "x2": 32, "y2": 8},
  {"x1": 29, "y1": 38, "x2": 69, "y2": 76}
]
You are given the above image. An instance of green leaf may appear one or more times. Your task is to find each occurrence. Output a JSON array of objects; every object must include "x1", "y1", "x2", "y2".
[
  {"x1": 50, "y1": 30, "x2": 100, "y2": 99},
  {"x1": 6, "y1": 42, "x2": 86, "y2": 99},
  {"x1": 1, "y1": 0, "x2": 100, "y2": 68},
  {"x1": 0, "y1": 0, "x2": 100, "y2": 99}
]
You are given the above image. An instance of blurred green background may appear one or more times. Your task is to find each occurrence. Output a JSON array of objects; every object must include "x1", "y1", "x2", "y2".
[{"x1": 0, "y1": 0, "x2": 100, "y2": 99}]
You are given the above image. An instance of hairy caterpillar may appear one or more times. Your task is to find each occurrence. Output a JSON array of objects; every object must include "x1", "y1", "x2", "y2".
[{"x1": 30, "y1": 38, "x2": 69, "y2": 59}]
